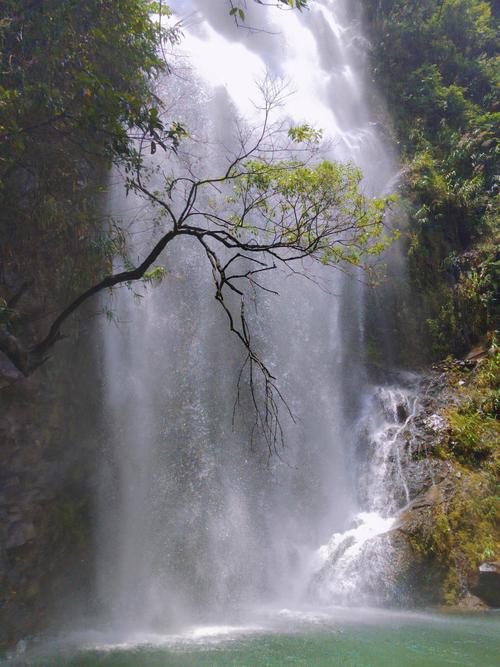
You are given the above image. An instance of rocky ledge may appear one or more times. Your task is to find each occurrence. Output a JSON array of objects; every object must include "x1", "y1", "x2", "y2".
[{"x1": 375, "y1": 347, "x2": 499, "y2": 608}]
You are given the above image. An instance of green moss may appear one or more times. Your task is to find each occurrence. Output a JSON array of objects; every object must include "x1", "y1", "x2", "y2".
[
  {"x1": 408, "y1": 350, "x2": 500, "y2": 605},
  {"x1": 409, "y1": 476, "x2": 498, "y2": 604},
  {"x1": 475, "y1": 348, "x2": 500, "y2": 389},
  {"x1": 448, "y1": 480, "x2": 498, "y2": 572},
  {"x1": 443, "y1": 568, "x2": 461, "y2": 606},
  {"x1": 439, "y1": 351, "x2": 500, "y2": 469},
  {"x1": 448, "y1": 410, "x2": 497, "y2": 463}
]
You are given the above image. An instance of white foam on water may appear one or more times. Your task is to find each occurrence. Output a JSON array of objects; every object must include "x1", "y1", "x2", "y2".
[
  {"x1": 56, "y1": 624, "x2": 265, "y2": 654},
  {"x1": 317, "y1": 512, "x2": 396, "y2": 565}
]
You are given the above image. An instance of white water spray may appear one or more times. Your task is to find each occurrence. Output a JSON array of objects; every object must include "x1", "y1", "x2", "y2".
[{"x1": 96, "y1": 0, "x2": 408, "y2": 630}]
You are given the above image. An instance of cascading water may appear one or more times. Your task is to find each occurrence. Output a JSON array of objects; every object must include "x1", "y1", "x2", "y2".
[
  {"x1": 310, "y1": 376, "x2": 422, "y2": 605},
  {"x1": 96, "y1": 0, "x2": 408, "y2": 632}
]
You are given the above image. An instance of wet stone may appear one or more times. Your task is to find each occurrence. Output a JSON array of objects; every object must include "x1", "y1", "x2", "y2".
[
  {"x1": 396, "y1": 403, "x2": 408, "y2": 422},
  {"x1": 6, "y1": 522, "x2": 36, "y2": 549},
  {"x1": 473, "y1": 562, "x2": 500, "y2": 607}
]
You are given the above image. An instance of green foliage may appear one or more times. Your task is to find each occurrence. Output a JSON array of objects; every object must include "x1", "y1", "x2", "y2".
[
  {"x1": 228, "y1": 0, "x2": 308, "y2": 25},
  {"x1": 448, "y1": 410, "x2": 497, "y2": 462},
  {"x1": 288, "y1": 124, "x2": 323, "y2": 143},
  {"x1": 143, "y1": 266, "x2": 168, "y2": 284},
  {"x1": 229, "y1": 158, "x2": 395, "y2": 267},
  {"x1": 409, "y1": 477, "x2": 498, "y2": 604},
  {"x1": 363, "y1": 0, "x2": 499, "y2": 359},
  {"x1": 0, "y1": 1, "x2": 177, "y2": 170},
  {"x1": 437, "y1": 351, "x2": 500, "y2": 468},
  {"x1": 444, "y1": 483, "x2": 498, "y2": 603},
  {"x1": 0, "y1": 1, "x2": 177, "y2": 343},
  {"x1": 229, "y1": 6, "x2": 246, "y2": 22},
  {"x1": 147, "y1": 1, "x2": 173, "y2": 15},
  {"x1": 422, "y1": 248, "x2": 497, "y2": 358},
  {"x1": 282, "y1": 0, "x2": 308, "y2": 8},
  {"x1": 411, "y1": 350, "x2": 500, "y2": 604}
]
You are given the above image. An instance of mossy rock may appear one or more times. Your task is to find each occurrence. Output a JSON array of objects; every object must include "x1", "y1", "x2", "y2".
[{"x1": 383, "y1": 470, "x2": 498, "y2": 607}]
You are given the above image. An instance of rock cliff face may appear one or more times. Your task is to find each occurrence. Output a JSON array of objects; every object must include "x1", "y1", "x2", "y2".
[
  {"x1": 0, "y1": 334, "x2": 99, "y2": 648},
  {"x1": 0, "y1": 156, "x2": 107, "y2": 648},
  {"x1": 1, "y1": 336, "x2": 497, "y2": 648},
  {"x1": 313, "y1": 348, "x2": 499, "y2": 609},
  {"x1": 370, "y1": 351, "x2": 499, "y2": 608}
]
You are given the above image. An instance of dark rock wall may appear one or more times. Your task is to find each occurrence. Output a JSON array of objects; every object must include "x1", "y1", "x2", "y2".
[
  {"x1": 378, "y1": 353, "x2": 499, "y2": 608},
  {"x1": 0, "y1": 323, "x2": 101, "y2": 648}
]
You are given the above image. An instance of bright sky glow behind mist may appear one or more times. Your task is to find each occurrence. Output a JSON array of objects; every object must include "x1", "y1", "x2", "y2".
[{"x1": 169, "y1": 2, "x2": 367, "y2": 148}]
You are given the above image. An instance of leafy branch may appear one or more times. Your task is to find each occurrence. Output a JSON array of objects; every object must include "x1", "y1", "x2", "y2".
[{"x1": 0, "y1": 82, "x2": 396, "y2": 451}]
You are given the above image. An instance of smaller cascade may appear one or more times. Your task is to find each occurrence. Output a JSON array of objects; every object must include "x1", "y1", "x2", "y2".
[
  {"x1": 358, "y1": 380, "x2": 421, "y2": 515},
  {"x1": 310, "y1": 512, "x2": 396, "y2": 605},
  {"x1": 309, "y1": 376, "x2": 421, "y2": 605}
]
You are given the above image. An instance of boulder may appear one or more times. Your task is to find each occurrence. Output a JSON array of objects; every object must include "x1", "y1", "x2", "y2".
[
  {"x1": 472, "y1": 562, "x2": 500, "y2": 607},
  {"x1": 369, "y1": 483, "x2": 453, "y2": 606}
]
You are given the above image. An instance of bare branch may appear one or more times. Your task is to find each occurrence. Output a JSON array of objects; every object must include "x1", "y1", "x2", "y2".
[{"x1": 1, "y1": 80, "x2": 394, "y2": 453}]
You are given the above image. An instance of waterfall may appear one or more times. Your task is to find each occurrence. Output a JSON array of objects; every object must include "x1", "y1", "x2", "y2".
[
  {"x1": 95, "y1": 0, "x2": 405, "y2": 631},
  {"x1": 310, "y1": 376, "x2": 421, "y2": 605}
]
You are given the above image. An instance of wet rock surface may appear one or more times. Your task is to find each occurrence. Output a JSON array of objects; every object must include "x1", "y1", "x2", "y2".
[
  {"x1": 0, "y1": 340, "x2": 99, "y2": 648},
  {"x1": 472, "y1": 562, "x2": 500, "y2": 607},
  {"x1": 318, "y1": 353, "x2": 498, "y2": 610},
  {"x1": 382, "y1": 481, "x2": 455, "y2": 605},
  {"x1": 376, "y1": 357, "x2": 498, "y2": 609}
]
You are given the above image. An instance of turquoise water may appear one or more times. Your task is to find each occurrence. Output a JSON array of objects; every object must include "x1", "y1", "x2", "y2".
[{"x1": 5, "y1": 608, "x2": 499, "y2": 667}]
